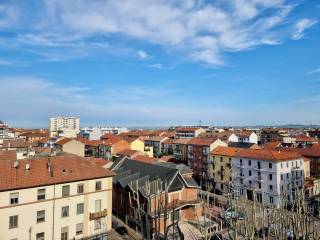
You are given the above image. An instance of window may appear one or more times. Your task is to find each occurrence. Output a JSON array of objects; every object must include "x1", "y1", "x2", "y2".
[
  {"x1": 37, "y1": 210, "x2": 45, "y2": 223},
  {"x1": 62, "y1": 185, "x2": 70, "y2": 197},
  {"x1": 281, "y1": 163, "x2": 283, "y2": 169},
  {"x1": 287, "y1": 173, "x2": 289, "y2": 179},
  {"x1": 249, "y1": 170, "x2": 252, "y2": 176},
  {"x1": 95, "y1": 181, "x2": 102, "y2": 191},
  {"x1": 9, "y1": 215, "x2": 18, "y2": 228},
  {"x1": 61, "y1": 206, "x2": 69, "y2": 218},
  {"x1": 37, "y1": 189, "x2": 46, "y2": 201},
  {"x1": 77, "y1": 183, "x2": 84, "y2": 194},
  {"x1": 76, "y1": 223, "x2": 83, "y2": 235},
  {"x1": 61, "y1": 227, "x2": 68, "y2": 240},
  {"x1": 269, "y1": 163, "x2": 272, "y2": 169},
  {"x1": 269, "y1": 174, "x2": 272, "y2": 180},
  {"x1": 10, "y1": 192, "x2": 19, "y2": 205},
  {"x1": 77, "y1": 203, "x2": 84, "y2": 215},
  {"x1": 248, "y1": 160, "x2": 251, "y2": 166},
  {"x1": 240, "y1": 159, "x2": 243, "y2": 164},
  {"x1": 270, "y1": 196, "x2": 274, "y2": 204},
  {"x1": 36, "y1": 232, "x2": 45, "y2": 240},
  {"x1": 287, "y1": 162, "x2": 289, "y2": 168},
  {"x1": 281, "y1": 174, "x2": 283, "y2": 180},
  {"x1": 95, "y1": 199, "x2": 101, "y2": 212},
  {"x1": 257, "y1": 161, "x2": 261, "y2": 169},
  {"x1": 269, "y1": 185, "x2": 273, "y2": 191},
  {"x1": 258, "y1": 183, "x2": 261, "y2": 189},
  {"x1": 220, "y1": 156, "x2": 223, "y2": 162}
]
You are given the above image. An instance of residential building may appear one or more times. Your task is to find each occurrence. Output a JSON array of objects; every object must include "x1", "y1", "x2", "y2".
[
  {"x1": 214, "y1": 147, "x2": 305, "y2": 207},
  {"x1": 0, "y1": 121, "x2": 14, "y2": 140},
  {"x1": 56, "y1": 138, "x2": 85, "y2": 157},
  {"x1": 19, "y1": 130, "x2": 48, "y2": 143},
  {"x1": 80, "y1": 127, "x2": 128, "y2": 140},
  {"x1": 234, "y1": 131, "x2": 258, "y2": 144},
  {"x1": 126, "y1": 137, "x2": 153, "y2": 157},
  {"x1": 175, "y1": 127, "x2": 205, "y2": 139},
  {"x1": 187, "y1": 138, "x2": 227, "y2": 180},
  {"x1": 1, "y1": 139, "x2": 35, "y2": 160},
  {"x1": 144, "y1": 136, "x2": 168, "y2": 157},
  {"x1": 172, "y1": 139, "x2": 190, "y2": 164},
  {"x1": 0, "y1": 155, "x2": 114, "y2": 240},
  {"x1": 100, "y1": 134, "x2": 130, "y2": 160},
  {"x1": 49, "y1": 116, "x2": 80, "y2": 138},
  {"x1": 260, "y1": 128, "x2": 289, "y2": 144},
  {"x1": 211, "y1": 147, "x2": 240, "y2": 193},
  {"x1": 110, "y1": 158, "x2": 202, "y2": 236}
]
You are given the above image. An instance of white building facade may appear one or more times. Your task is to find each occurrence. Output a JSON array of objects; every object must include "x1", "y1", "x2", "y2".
[
  {"x1": 49, "y1": 117, "x2": 80, "y2": 138},
  {"x1": 232, "y1": 152, "x2": 304, "y2": 207}
]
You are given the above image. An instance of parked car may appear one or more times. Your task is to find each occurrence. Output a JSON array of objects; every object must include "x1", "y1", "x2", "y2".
[{"x1": 115, "y1": 226, "x2": 128, "y2": 235}]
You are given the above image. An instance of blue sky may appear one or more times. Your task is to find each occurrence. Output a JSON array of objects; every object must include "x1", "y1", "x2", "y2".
[{"x1": 0, "y1": 0, "x2": 319, "y2": 127}]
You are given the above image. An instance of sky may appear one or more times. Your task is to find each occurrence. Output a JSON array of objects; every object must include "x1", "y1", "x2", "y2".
[{"x1": 0, "y1": 0, "x2": 319, "y2": 128}]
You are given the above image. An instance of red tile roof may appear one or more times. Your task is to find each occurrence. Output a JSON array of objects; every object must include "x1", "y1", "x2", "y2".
[
  {"x1": 295, "y1": 134, "x2": 317, "y2": 143},
  {"x1": 211, "y1": 146, "x2": 302, "y2": 162},
  {"x1": 2, "y1": 139, "x2": 32, "y2": 149},
  {"x1": 187, "y1": 138, "x2": 216, "y2": 146},
  {"x1": 0, "y1": 150, "x2": 17, "y2": 161},
  {"x1": 0, "y1": 155, "x2": 115, "y2": 191},
  {"x1": 56, "y1": 138, "x2": 73, "y2": 145}
]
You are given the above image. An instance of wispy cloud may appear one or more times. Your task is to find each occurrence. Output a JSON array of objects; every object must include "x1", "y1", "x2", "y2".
[
  {"x1": 307, "y1": 68, "x2": 320, "y2": 75},
  {"x1": 1, "y1": 76, "x2": 320, "y2": 127},
  {"x1": 137, "y1": 50, "x2": 148, "y2": 60},
  {"x1": 291, "y1": 18, "x2": 318, "y2": 40},
  {"x1": 0, "y1": 0, "x2": 316, "y2": 65}
]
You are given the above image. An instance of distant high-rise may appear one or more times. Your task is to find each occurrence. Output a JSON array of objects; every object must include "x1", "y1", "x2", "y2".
[{"x1": 49, "y1": 116, "x2": 80, "y2": 138}]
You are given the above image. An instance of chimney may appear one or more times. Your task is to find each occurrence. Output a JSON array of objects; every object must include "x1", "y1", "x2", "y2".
[
  {"x1": 13, "y1": 160, "x2": 19, "y2": 168},
  {"x1": 47, "y1": 158, "x2": 53, "y2": 177}
]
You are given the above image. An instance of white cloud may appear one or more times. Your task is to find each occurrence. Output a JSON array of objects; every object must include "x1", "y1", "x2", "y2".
[
  {"x1": 0, "y1": 1, "x2": 315, "y2": 65},
  {"x1": 291, "y1": 18, "x2": 318, "y2": 40},
  {"x1": 137, "y1": 50, "x2": 148, "y2": 60},
  {"x1": 0, "y1": 4, "x2": 19, "y2": 28},
  {"x1": 307, "y1": 68, "x2": 320, "y2": 75},
  {"x1": 149, "y1": 63, "x2": 164, "y2": 69}
]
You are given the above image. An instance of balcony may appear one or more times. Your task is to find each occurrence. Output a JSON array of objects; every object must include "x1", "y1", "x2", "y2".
[
  {"x1": 254, "y1": 166, "x2": 263, "y2": 171},
  {"x1": 89, "y1": 209, "x2": 108, "y2": 221},
  {"x1": 256, "y1": 176, "x2": 263, "y2": 182},
  {"x1": 239, "y1": 174, "x2": 245, "y2": 178},
  {"x1": 237, "y1": 164, "x2": 244, "y2": 168}
]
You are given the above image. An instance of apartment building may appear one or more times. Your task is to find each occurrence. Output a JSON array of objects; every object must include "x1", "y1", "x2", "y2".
[
  {"x1": 175, "y1": 127, "x2": 205, "y2": 139},
  {"x1": 144, "y1": 136, "x2": 168, "y2": 157},
  {"x1": 49, "y1": 117, "x2": 80, "y2": 138},
  {"x1": 1, "y1": 139, "x2": 35, "y2": 160},
  {"x1": 260, "y1": 128, "x2": 289, "y2": 144},
  {"x1": 234, "y1": 131, "x2": 258, "y2": 144},
  {"x1": 187, "y1": 138, "x2": 227, "y2": 180},
  {"x1": 211, "y1": 147, "x2": 239, "y2": 193},
  {"x1": 80, "y1": 127, "x2": 128, "y2": 140},
  {"x1": 172, "y1": 139, "x2": 190, "y2": 163},
  {"x1": 0, "y1": 155, "x2": 114, "y2": 240},
  {"x1": 213, "y1": 147, "x2": 305, "y2": 207},
  {"x1": 111, "y1": 158, "x2": 202, "y2": 236}
]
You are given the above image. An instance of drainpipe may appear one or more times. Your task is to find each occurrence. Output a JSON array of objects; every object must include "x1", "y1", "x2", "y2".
[{"x1": 52, "y1": 184, "x2": 56, "y2": 240}]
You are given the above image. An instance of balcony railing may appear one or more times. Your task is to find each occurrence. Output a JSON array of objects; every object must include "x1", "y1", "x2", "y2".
[{"x1": 89, "y1": 209, "x2": 108, "y2": 221}]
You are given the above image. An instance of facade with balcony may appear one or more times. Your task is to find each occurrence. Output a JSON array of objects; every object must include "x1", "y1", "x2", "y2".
[
  {"x1": 187, "y1": 138, "x2": 227, "y2": 180},
  {"x1": 214, "y1": 147, "x2": 305, "y2": 207},
  {"x1": 0, "y1": 155, "x2": 114, "y2": 240}
]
